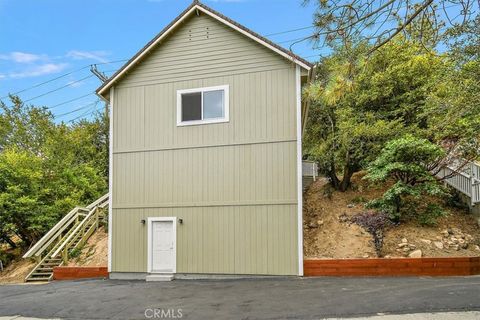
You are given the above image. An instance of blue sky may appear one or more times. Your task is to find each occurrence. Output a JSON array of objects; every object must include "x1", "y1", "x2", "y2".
[{"x1": 0, "y1": 0, "x2": 321, "y2": 122}]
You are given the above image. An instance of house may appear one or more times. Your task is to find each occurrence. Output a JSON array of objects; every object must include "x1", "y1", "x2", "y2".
[{"x1": 96, "y1": 0, "x2": 313, "y2": 280}]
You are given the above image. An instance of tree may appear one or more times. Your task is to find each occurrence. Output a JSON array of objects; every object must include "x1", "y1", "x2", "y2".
[
  {"x1": 0, "y1": 96, "x2": 108, "y2": 248},
  {"x1": 365, "y1": 135, "x2": 448, "y2": 224},
  {"x1": 303, "y1": 40, "x2": 444, "y2": 191},
  {"x1": 300, "y1": 0, "x2": 478, "y2": 53}
]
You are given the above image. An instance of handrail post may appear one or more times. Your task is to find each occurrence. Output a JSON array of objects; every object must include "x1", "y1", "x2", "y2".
[
  {"x1": 94, "y1": 207, "x2": 99, "y2": 232},
  {"x1": 62, "y1": 245, "x2": 68, "y2": 264}
]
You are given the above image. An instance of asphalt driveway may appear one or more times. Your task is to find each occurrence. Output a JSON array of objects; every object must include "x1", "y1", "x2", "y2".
[{"x1": 0, "y1": 276, "x2": 479, "y2": 320}]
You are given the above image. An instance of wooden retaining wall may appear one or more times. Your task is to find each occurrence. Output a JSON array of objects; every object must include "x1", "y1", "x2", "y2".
[
  {"x1": 53, "y1": 266, "x2": 108, "y2": 280},
  {"x1": 304, "y1": 257, "x2": 480, "y2": 276}
]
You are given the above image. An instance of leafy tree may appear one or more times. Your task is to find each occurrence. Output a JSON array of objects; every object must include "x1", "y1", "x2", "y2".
[
  {"x1": 0, "y1": 96, "x2": 108, "y2": 248},
  {"x1": 365, "y1": 135, "x2": 447, "y2": 224},
  {"x1": 303, "y1": 40, "x2": 445, "y2": 191}
]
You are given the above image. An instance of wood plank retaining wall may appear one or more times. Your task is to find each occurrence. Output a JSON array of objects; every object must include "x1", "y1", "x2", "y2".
[
  {"x1": 53, "y1": 266, "x2": 108, "y2": 280},
  {"x1": 304, "y1": 257, "x2": 480, "y2": 276}
]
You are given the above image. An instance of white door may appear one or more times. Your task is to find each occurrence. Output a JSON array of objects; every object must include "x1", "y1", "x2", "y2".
[{"x1": 151, "y1": 221, "x2": 175, "y2": 273}]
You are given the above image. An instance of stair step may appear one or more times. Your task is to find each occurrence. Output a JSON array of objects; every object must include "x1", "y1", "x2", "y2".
[
  {"x1": 26, "y1": 277, "x2": 51, "y2": 282},
  {"x1": 32, "y1": 272, "x2": 52, "y2": 276},
  {"x1": 36, "y1": 268, "x2": 53, "y2": 271}
]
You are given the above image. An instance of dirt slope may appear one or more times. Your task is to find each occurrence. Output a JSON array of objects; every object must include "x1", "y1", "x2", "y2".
[
  {"x1": 303, "y1": 173, "x2": 480, "y2": 259},
  {"x1": 0, "y1": 258, "x2": 36, "y2": 284},
  {"x1": 67, "y1": 228, "x2": 108, "y2": 267}
]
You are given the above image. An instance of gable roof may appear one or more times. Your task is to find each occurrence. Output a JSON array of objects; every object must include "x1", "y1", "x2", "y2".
[{"x1": 96, "y1": 0, "x2": 313, "y2": 98}]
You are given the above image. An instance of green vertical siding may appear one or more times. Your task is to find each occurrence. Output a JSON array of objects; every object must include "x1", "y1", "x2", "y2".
[
  {"x1": 111, "y1": 11, "x2": 300, "y2": 275},
  {"x1": 112, "y1": 205, "x2": 297, "y2": 275}
]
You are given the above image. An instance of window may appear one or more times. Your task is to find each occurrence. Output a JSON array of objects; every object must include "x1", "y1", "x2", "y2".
[{"x1": 177, "y1": 85, "x2": 229, "y2": 126}]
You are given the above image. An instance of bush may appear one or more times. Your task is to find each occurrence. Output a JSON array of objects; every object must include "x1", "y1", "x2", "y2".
[
  {"x1": 351, "y1": 211, "x2": 392, "y2": 257},
  {"x1": 416, "y1": 204, "x2": 448, "y2": 226},
  {"x1": 68, "y1": 247, "x2": 83, "y2": 259},
  {"x1": 365, "y1": 135, "x2": 446, "y2": 223}
]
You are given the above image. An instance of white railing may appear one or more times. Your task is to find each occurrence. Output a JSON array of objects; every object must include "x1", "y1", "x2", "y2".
[
  {"x1": 436, "y1": 161, "x2": 480, "y2": 206},
  {"x1": 302, "y1": 160, "x2": 318, "y2": 181}
]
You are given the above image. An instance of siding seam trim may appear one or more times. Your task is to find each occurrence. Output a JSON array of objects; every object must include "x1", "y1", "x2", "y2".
[
  {"x1": 113, "y1": 139, "x2": 296, "y2": 154},
  {"x1": 113, "y1": 201, "x2": 297, "y2": 209}
]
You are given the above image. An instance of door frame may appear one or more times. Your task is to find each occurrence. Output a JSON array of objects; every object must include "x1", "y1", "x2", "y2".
[{"x1": 147, "y1": 217, "x2": 177, "y2": 274}]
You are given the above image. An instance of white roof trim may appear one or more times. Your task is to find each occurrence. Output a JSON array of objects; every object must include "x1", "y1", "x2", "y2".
[{"x1": 98, "y1": 4, "x2": 311, "y2": 96}]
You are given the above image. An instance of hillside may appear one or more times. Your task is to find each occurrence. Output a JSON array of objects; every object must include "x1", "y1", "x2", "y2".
[
  {"x1": 303, "y1": 173, "x2": 480, "y2": 259},
  {"x1": 67, "y1": 228, "x2": 108, "y2": 267}
]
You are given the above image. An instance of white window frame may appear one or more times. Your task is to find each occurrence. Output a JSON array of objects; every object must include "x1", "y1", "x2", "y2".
[{"x1": 176, "y1": 85, "x2": 229, "y2": 126}]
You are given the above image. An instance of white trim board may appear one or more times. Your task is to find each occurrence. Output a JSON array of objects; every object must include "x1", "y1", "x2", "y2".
[
  {"x1": 147, "y1": 217, "x2": 177, "y2": 274},
  {"x1": 295, "y1": 65, "x2": 304, "y2": 276},
  {"x1": 107, "y1": 87, "x2": 114, "y2": 273},
  {"x1": 97, "y1": 4, "x2": 311, "y2": 97}
]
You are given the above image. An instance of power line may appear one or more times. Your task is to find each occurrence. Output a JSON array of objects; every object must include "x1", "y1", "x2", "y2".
[
  {"x1": 54, "y1": 100, "x2": 99, "y2": 119},
  {"x1": 0, "y1": 65, "x2": 91, "y2": 100},
  {"x1": 265, "y1": 26, "x2": 314, "y2": 37},
  {"x1": 67, "y1": 103, "x2": 102, "y2": 123},
  {"x1": 49, "y1": 93, "x2": 95, "y2": 109},
  {"x1": 0, "y1": 59, "x2": 127, "y2": 100},
  {"x1": 23, "y1": 74, "x2": 95, "y2": 103}
]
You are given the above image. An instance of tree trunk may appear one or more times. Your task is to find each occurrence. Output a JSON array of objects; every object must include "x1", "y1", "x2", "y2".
[
  {"x1": 326, "y1": 160, "x2": 341, "y2": 190},
  {"x1": 0, "y1": 234, "x2": 17, "y2": 249},
  {"x1": 339, "y1": 164, "x2": 356, "y2": 192}
]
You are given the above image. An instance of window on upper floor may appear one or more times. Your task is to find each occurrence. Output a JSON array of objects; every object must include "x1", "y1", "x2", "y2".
[{"x1": 177, "y1": 85, "x2": 229, "y2": 126}]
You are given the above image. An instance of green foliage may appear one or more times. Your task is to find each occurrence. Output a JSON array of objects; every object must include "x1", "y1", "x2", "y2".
[
  {"x1": 303, "y1": 40, "x2": 445, "y2": 191},
  {"x1": 416, "y1": 204, "x2": 448, "y2": 226},
  {"x1": 0, "y1": 96, "x2": 108, "y2": 247},
  {"x1": 365, "y1": 135, "x2": 446, "y2": 223},
  {"x1": 68, "y1": 247, "x2": 83, "y2": 259}
]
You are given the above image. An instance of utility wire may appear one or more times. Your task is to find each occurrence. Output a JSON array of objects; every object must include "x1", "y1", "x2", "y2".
[
  {"x1": 0, "y1": 65, "x2": 91, "y2": 100},
  {"x1": 0, "y1": 59, "x2": 127, "y2": 99},
  {"x1": 49, "y1": 93, "x2": 95, "y2": 109},
  {"x1": 23, "y1": 74, "x2": 94, "y2": 103},
  {"x1": 67, "y1": 103, "x2": 102, "y2": 123},
  {"x1": 265, "y1": 26, "x2": 315, "y2": 37},
  {"x1": 54, "y1": 100, "x2": 99, "y2": 119}
]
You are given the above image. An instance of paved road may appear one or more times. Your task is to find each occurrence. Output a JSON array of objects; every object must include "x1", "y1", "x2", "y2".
[{"x1": 0, "y1": 276, "x2": 479, "y2": 320}]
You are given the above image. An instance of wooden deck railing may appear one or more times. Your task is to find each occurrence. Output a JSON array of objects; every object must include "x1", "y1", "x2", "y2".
[{"x1": 436, "y1": 161, "x2": 480, "y2": 206}]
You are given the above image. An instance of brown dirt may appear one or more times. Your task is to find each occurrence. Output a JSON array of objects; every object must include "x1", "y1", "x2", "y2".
[
  {"x1": 303, "y1": 172, "x2": 480, "y2": 259},
  {"x1": 67, "y1": 228, "x2": 108, "y2": 267},
  {"x1": 0, "y1": 258, "x2": 36, "y2": 284}
]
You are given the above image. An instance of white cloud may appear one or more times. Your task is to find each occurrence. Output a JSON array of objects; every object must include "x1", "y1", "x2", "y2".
[
  {"x1": 66, "y1": 79, "x2": 85, "y2": 88},
  {"x1": 66, "y1": 50, "x2": 109, "y2": 63},
  {"x1": 0, "y1": 51, "x2": 44, "y2": 63},
  {"x1": 9, "y1": 63, "x2": 68, "y2": 79}
]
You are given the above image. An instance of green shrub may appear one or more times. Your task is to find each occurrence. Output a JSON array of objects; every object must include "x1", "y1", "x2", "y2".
[
  {"x1": 416, "y1": 204, "x2": 448, "y2": 226},
  {"x1": 365, "y1": 135, "x2": 446, "y2": 223}
]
